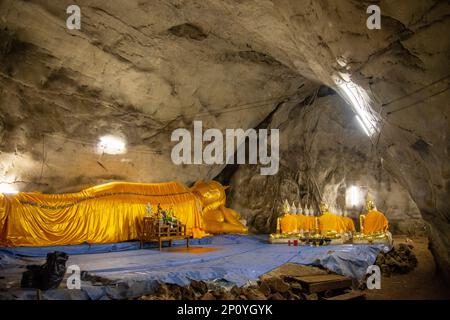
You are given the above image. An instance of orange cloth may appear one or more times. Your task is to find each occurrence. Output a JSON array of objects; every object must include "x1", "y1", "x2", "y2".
[
  {"x1": 319, "y1": 212, "x2": 346, "y2": 234},
  {"x1": 295, "y1": 214, "x2": 307, "y2": 231},
  {"x1": 363, "y1": 210, "x2": 389, "y2": 234},
  {"x1": 280, "y1": 214, "x2": 298, "y2": 233},
  {"x1": 294, "y1": 215, "x2": 316, "y2": 232},
  {"x1": 342, "y1": 216, "x2": 356, "y2": 232},
  {"x1": 0, "y1": 182, "x2": 206, "y2": 247},
  {"x1": 304, "y1": 216, "x2": 316, "y2": 232},
  {"x1": 0, "y1": 180, "x2": 247, "y2": 247},
  {"x1": 280, "y1": 214, "x2": 319, "y2": 234}
]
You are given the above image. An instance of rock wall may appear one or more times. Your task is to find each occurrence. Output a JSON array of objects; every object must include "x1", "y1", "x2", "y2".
[
  {"x1": 227, "y1": 92, "x2": 424, "y2": 236},
  {"x1": 0, "y1": 0, "x2": 312, "y2": 192},
  {"x1": 0, "y1": 1, "x2": 449, "y2": 279}
]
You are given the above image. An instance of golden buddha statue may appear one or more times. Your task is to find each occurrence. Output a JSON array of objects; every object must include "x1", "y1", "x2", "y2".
[
  {"x1": 271, "y1": 200, "x2": 302, "y2": 242},
  {"x1": 354, "y1": 194, "x2": 392, "y2": 244},
  {"x1": 318, "y1": 202, "x2": 346, "y2": 238},
  {"x1": 191, "y1": 180, "x2": 247, "y2": 234},
  {"x1": 273, "y1": 200, "x2": 298, "y2": 236},
  {"x1": 360, "y1": 195, "x2": 389, "y2": 234},
  {"x1": 303, "y1": 205, "x2": 316, "y2": 234}
]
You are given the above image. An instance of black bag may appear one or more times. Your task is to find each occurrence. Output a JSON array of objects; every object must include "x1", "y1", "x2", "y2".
[{"x1": 20, "y1": 251, "x2": 69, "y2": 290}]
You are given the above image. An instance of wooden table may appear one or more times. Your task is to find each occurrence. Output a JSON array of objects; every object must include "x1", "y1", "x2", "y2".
[{"x1": 140, "y1": 217, "x2": 190, "y2": 250}]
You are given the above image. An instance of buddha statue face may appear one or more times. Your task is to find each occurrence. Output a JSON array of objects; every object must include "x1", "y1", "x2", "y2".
[
  {"x1": 320, "y1": 202, "x2": 329, "y2": 214},
  {"x1": 366, "y1": 199, "x2": 375, "y2": 211},
  {"x1": 191, "y1": 180, "x2": 226, "y2": 207},
  {"x1": 365, "y1": 192, "x2": 376, "y2": 211}
]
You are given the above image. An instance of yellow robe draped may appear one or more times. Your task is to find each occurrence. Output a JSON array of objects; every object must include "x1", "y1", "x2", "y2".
[
  {"x1": 0, "y1": 182, "x2": 207, "y2": 247},
  {"x1": 363, "y1": 210, "x2": 389, "y2": 234},
  {"x1": 279, "y1": 214, "x2": 317, "y2": 233},
  {"x1": 280, "y1": 214, "x2": 298, "y2": 233},
  {"x1": 342, "y1": 216, "x2": 356, "y2": 232},
  {"x1": 304, "y1": 216, "x2": 316, "y2": 232},
  {"x1": 319, "y1": 212, "x2": 347, "y2": 234}
]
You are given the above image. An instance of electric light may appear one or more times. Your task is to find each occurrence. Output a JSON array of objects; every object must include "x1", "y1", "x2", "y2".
[
  {"x1": 346, "y1": 185, "x2": 362, "y2": 208},
  {"x1": 0, "y1": 183, "x2": 19, "y2": 194},
  {"x1": 97, "y1": 135, "x2": 126, "y2": 155},
  {"x1": 334, "y1": 74, "x2": 379, "y2": 137},
  {"x1": 356, "y1": 115, "x2": 371, "y2": 137}
]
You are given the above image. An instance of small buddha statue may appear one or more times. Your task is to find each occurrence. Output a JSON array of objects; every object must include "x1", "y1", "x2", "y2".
[
  {"x1": 297, "y1": 203, "x2": 303, "y2": 215},
  {"x1": 145, "y1": 202, "x2": 153, "y2": 217},
  {"x1": 318, "y1": 202, "x2": 346, "y2": 238},
  {"x1": 278, "y1": 199, "x2": 298, "y2": 234},
  {"x1": 360, "y1": 195, "x2": 389, "y2": 235},
  {"x1": 291, "y1": 202, "x2": 297, "y2": 215}
]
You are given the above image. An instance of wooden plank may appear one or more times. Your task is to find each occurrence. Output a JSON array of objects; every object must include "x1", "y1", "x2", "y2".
[
  {"x1": 261, "y1": 264, "x2": 327, "y2": 280},
  {"x1": 296, "y1": 274, "x2": 351, "y2": 283},
  {"x1": 295, "y1": 274, "x2": 352, "y2": 293},
  {"x1": 325, "y1": 291, "x2": 366, "y2": 300},
  {"x1": 307, "y1": 279, "x2": 352, "y2": 293}
]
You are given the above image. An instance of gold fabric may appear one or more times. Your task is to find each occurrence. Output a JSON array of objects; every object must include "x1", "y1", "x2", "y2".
[
  {"x1": 0, "y1": 182, "x2": 206, "y2": 247},
  {"x1": 279, "y1": 214, "x2": 317, "y2": 233},
  {"x1": 304, "y1": 216, "x2": 316, "y2": 232},
  {"x1": 343, "y1": 216, "x2": 356, "y2": 232},
  {"x1": 162, "y1": 247, "x2": 223, "y2": 254},
  {"x1": 280, "y1": 214, "x2": 298, "y2": 233},
  {"x1": 191, "y1": 181, "x2": 247, "y2": 234},
  {"x1": 319, "y1": 212, "x2": 347, "y2": 234},
  {"x1": 363, "y1": 210, "x2": 389, "y2": 234}
]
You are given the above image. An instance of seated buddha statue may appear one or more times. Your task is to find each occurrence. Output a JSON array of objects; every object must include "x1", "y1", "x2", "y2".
[
  {"x1": 305, "y1": 206, "x2": 318, "y2": 233},
  {"x1": 279, "y1": 200, "x2": 298, "y2": 234},
  {"x1": 360, "y1": 198, "x2": 389, "y2": 235},
  {"x1": 318, "y1": 203, "x2": 346, "y2": 236},
  {"x1": 295, "y1": 206, "x2": 308, "y2": 234}
]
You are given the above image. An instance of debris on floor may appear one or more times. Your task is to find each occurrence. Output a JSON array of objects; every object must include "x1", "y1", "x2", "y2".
[
  {"x1": 137, "y1": 265, "x2": 365, "y2": 300},
  {"x1": 375, "y1": 243, "x2": 418, "y2": 277}
]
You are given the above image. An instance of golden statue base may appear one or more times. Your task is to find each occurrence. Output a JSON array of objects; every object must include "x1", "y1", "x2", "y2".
[{"x1": 352, "y1": 231, "x2": 393, "y2": 245}]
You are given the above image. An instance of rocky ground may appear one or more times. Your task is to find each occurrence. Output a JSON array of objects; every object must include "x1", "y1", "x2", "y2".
[
  {"x1": 137, "y1": 265, "x2": 340, "y2": 300},
  {"x1": 375, "y1": 243, "x2": 418, "y2": 277},
  {"x1": 366, "y1": 236, "x2": 450, "y2": 300}
]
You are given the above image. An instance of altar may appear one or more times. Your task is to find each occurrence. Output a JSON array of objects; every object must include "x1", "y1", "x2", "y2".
[{"x1": 270, "y1": 198, "x2": 392, "y2": 246}]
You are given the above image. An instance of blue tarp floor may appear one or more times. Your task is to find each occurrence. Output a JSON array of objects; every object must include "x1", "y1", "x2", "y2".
[{"x1": 0, "y1": 235, "x2": 390, "y2": 300}]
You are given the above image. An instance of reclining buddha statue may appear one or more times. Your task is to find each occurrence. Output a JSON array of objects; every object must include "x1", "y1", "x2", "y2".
[{"x1": 190, "y1": 180, "x2": 248, "y2": 235}]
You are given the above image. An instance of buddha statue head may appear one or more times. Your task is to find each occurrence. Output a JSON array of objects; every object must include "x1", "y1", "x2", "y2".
[
  {"x1": 366, "y1": 193, "x2": 376, "y2": 211},
  {"x1": 282, "y1": 199, "x2": 290, "y2": 214},
  {"x1": 319, "y1": 202, "x2": 329, "y2": 214},
  {"x1": 191, "y1": 180, "x2": 227, "y2": 209}
]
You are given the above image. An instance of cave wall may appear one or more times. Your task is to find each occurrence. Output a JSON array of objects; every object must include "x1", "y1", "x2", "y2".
[
  {"x1": 0, "y1": 1, "x2": 449, "y2": 279},
  {"x1": 227, "y1": 92, "x2": 424, "y2": 236},
  {"x1": 0, "y1": 0, "x2": 314, "y2": 192}
]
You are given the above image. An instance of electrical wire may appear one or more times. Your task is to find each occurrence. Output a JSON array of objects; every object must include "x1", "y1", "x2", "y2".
[
  {"x1": 382, "y1": 74, "x2": 450, "y2": 107},
  {"x1": 387, "y1": 85, "x2": 450, "y2": 115},
  {"x1": 42, "y1": 133, "x2": 162, "y2": 155}
]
